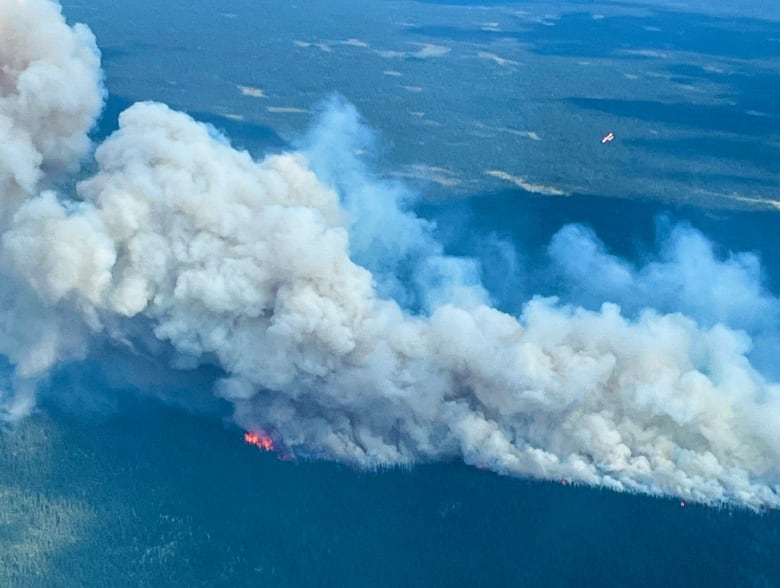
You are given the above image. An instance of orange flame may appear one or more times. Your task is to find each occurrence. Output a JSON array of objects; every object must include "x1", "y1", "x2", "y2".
[{"x1": 244, "y1": 431, "x2": 274, "y2": 451}]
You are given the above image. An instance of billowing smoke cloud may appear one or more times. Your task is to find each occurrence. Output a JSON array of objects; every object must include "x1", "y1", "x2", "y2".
[
  {"x1": 301, "y1": 97, "x2": 488, "y2": 312},
  {"x1": 0, "y1": 0, "x2": 103, "y2": 219},
  {"x1": 549, "y1": 223, "x2": 780, "y2": 377},
  {"x1": 1, "y1": 0, "x2": 779, "y2": 510},
  {"x1": 0, "y1": 0, "x2": 103, "y2": 417}
]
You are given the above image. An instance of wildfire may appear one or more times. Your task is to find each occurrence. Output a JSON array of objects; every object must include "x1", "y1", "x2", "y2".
[{"x1": 244, "y1": 431, "x2": 274, "y2": 451}]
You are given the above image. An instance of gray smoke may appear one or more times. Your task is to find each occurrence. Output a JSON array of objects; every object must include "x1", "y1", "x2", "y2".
[
  {"x1": 301, "y1": 96, "x2": 488, "y2": 312},
  {"x1": 0, "y1": 0, "x2": 103, "y2": 220},
  {"x1": 0, "y1": 0, "x2": 778, "y2": 509},
  {"x1": 549, "y1": 223, "x2": 780, "y2": 377},
  {"x1": 0, "y1": 0, "x2": 103, "y2": 417}
]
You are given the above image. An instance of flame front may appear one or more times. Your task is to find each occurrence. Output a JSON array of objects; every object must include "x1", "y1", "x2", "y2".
[{"x1": 244, "y1": 431, "x2": 274, "y2": 451}]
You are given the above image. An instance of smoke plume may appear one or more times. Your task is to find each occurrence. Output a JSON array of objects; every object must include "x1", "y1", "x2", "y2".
[
  {"x1": 0, "y1": 0, "x2": 778, "y2": 509},
  {"x1": 0, "y1": 0, "x2": 103, "y2": 417},
  {"x1": 0, "y1": 0, "x2": 103, "y2": 219}
]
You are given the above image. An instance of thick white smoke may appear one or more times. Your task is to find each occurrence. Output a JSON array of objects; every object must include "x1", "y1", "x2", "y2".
[
  {"x1": 0, "y1": 0, "x2": 103, "y2": 219},
  {"x1": 0, "y1": 0, "x2": 103, "y2": 417},
  {"x1": 1, "y1": 0, "x2": 779, "y2": 509}
]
